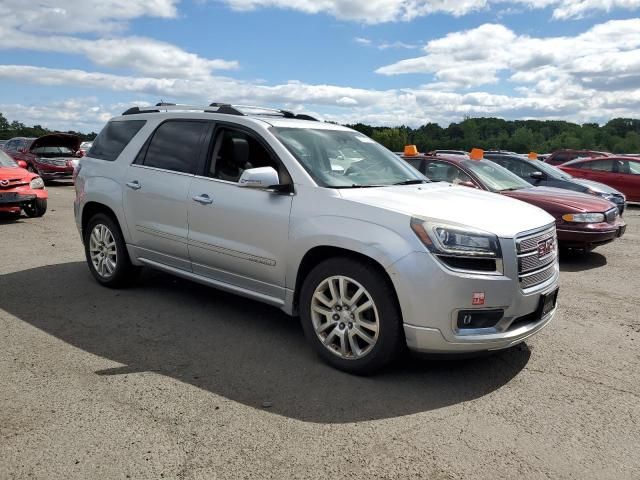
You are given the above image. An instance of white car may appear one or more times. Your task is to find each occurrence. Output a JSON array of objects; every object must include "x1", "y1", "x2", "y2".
[{"x1": 74, "y1": 103, "x2": 559, "y2": 374}]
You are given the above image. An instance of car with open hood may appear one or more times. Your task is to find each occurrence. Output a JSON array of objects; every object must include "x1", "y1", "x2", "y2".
[
  {"x1": 2, "y1": 133, "x2": 81, "y2": 181},
  {"x1": 75, "y1": 103, "x2": 560, "y2": 374},
  {"x1": 403, "y1": 150, "x2": 625, "y2": 252},
  {"x1": 0, "y1": 150, "x2": 48, "y2": 217},
  {"x1": 483, "y1": 152, "x2": 626, "y2": 214}
]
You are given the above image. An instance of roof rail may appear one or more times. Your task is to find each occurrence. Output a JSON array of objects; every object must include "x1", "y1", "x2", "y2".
[{"x1": 121, "y1": 102, "x2": 318, "y2": 121}]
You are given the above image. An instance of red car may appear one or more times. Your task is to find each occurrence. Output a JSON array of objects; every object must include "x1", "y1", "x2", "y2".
[
  {"x1": 544, "y1": 149, "x2": 611, "y2": 166},
  {"x1": 0, "y1": 150, "x2": 48, "y2": 217},
  {"x1": 403, "y1": 153, "x2": 626, "y2": 251},
  {"x1": 2, "y1": 133, "x2": 81, "y2": 181},
  {"x1": 559, "y1": 156, "x2": 640, "y2": 203}
]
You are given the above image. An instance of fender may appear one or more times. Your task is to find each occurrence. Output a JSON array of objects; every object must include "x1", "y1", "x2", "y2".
[{"x1": 79, "y1": 175, "x2": 131, "y2": 241}]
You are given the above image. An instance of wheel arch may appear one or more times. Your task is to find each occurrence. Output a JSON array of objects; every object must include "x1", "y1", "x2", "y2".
[{"x1": 291, "y1": 246, "x2": 401, "y2": 317}]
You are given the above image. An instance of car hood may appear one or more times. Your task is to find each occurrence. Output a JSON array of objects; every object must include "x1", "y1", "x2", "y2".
[
  {"x1": 338, "y1": 183, "x2": 554, "y2": 238},
  {"x1": 0, "y1": 166, "x2": 31, "y2": 180},
  {"x1": 29, "y1": 133, "x2": 81, "y2": 152},
  {"x1": 570, "y1": 178, "x2": 624, "y2": 196},
  {"x1": 502, "y1": 186, "x2": 616, "y2": 214}
]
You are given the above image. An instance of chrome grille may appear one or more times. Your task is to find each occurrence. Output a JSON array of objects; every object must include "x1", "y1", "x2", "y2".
[
  {"x1": 516, "y1": 226, "x2": 558, "y2": 290},
  {"x1": 520, "y1": 264, "x2": 557, "y2": 289}
]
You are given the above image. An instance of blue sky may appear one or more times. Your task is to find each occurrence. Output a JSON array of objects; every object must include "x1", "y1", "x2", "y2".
[{"x1": 0, "y1": 0, "x2": 639, "y2": 132}]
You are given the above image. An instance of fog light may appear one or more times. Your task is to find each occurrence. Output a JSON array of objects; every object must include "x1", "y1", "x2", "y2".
[{"x1": 457, "y1": 309, "x2": 504, "y2": 329}]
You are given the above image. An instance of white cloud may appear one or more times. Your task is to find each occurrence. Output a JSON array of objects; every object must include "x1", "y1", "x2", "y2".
[
  {"x1": 0, "y1": 0, "x2": 178, "y2": 34},
  {"x1": 215, "y1": 0, "x2": 640, "y2": 23},
  {"x1": 0, "y1": 3, "x2": 239, "y2": 78},
  {"x1": 376, "y1": 19, "x2": 640, "y2": 94},
  {"x1": 354, "y1": 37, "x2": 372, "y2": 45},
  {"x1": 216, "y1": 0, "x2": 489, "y2": 23}
]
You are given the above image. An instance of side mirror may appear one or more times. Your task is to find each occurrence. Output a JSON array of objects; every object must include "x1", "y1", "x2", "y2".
[
  {"x1": 238, "y1": 167, "x2": 281, "y2": 190},
  {"x1": 530, "y1": 171, "x2": 545, "y2": 180},
  {"x1": 17, "y1": 160, "x2": 27, "y2": 169}
]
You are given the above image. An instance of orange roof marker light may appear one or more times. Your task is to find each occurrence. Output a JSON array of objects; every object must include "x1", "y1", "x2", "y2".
[
  {"x1": 528, "y1": 152, "x2": 538, "y2": 160},
  {"x1": 404, "y1": 145, "x2": 419, "y2": 156},
  {"x1": 469, "y1": 148, "x2": 484, "y2": 161}
]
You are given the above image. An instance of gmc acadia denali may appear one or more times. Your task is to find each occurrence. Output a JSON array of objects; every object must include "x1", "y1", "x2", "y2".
[{"x1": 74, "y1": 103, "x2": 559, "y2": 374}]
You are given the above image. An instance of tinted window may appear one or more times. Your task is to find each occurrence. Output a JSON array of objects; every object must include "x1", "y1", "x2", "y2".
[
  {"x1": 208, "y1": 128, "x2": 279, "y2": 182},
  {"x1": 623, "y1": 160, "x2": 640, "y2": 175},
  {"x1": 143, "y1": 120, "x2": 208, "y2": 174},
  {"x1": 586, "y1": 160, "x2": 615, "y2": 172},
  {"x1": 89, "y1": 120, "x2": 146, "y2": 161},
  {"x1": 423, "y1": 160, "x2": 472, "y2": 184}
]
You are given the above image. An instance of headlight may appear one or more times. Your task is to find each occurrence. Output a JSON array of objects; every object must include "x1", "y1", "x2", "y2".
[
  {"x1": 30, "y1": 177, "x2": 45, "y2": 189},
  {"x1": 562, "y1": 213, "x2": 605, "y2": 223},
  {"x1": 411, "y1": 218, "x2": 501, "y2": 258}
]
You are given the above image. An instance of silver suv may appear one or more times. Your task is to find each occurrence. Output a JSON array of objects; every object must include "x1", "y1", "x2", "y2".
[{"x1": 74, "y1": 103, "x2": 559, "y2": 374}]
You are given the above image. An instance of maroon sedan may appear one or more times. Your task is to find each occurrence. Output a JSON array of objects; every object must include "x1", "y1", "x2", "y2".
[
  {"x1": 2, "y1": 134, "x2": 81, "y2": 181},
  {"x1": 404, "y1": 153, "x2": 626, "y2": 251},
  {"x1": 559, "y1": 156, "x2": 640, "y2": 203}
]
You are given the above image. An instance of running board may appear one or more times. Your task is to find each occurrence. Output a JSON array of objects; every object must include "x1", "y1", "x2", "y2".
[{"x1": 137, "y1": 258, "x2": 285, "y2": 308}]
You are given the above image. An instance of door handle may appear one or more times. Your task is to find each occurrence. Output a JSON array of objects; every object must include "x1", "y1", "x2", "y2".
[
  {"x1": 126, "y1": 180, "x2": 142, "y2": 190},
  {"x1": 192, "y1": 194, "x2": 213, "y2": 205}
]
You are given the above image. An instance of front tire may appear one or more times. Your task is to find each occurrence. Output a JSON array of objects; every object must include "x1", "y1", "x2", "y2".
[
  {"x1": 84, "y1": 213, "x2": 139, "y2": 288},
  {"x1": 23, "y1": 198, "x2": 47, "y2": 217},
  {"x1": 299, "y1": 257, "x2": 403, "y2": 375}
]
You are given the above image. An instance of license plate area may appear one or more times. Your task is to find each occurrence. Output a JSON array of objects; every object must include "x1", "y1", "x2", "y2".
[{"x1": 539, "y1": 288, "x2": 559, "y2": 317}]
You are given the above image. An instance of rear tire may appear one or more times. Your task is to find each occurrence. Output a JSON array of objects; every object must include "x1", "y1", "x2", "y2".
[
  {"x1": 23, "y1": 198, "x2": 47, "y2": 217},
  {"x1": 299, "y1": 257, "x2": 403, "y2": 375},
  {"x1": 84, "y1": 213, "x2": 140, "y2": 288}
]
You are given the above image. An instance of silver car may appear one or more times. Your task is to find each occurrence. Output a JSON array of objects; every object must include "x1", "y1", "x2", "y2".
[{"x1": 74, "y1": 104, "x2": 559, "y2": 374}]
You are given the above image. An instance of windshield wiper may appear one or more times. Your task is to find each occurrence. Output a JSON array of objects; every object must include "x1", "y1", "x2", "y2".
[
  {"x1": 393, "y1": 179, "x2": 429, "y2": 185},
  {"x1": 329, "y1": 184, "x2": 387, "y2": 189},
  {"x1": 499, "y1": 187, "x2": 522, "y2": 192}
]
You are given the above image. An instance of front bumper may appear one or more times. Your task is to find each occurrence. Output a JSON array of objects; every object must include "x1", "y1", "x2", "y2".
[
  {"x1": 557, "y1": 218, "x2": 626, "y2": 249},
  {"x1": 0, "y1": 192, "x2": 36, "y2": 206},
  {"x1": 35, "y1": 162, "x2": 74, "y2": 179},
  {"x1": 388, "y1": 240, "x2": 559, "y2": 354}
]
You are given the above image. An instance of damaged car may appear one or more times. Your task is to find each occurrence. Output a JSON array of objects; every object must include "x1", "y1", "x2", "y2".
[{"x1": 3, "y1": 133, "x2": 81, "y2": 182}]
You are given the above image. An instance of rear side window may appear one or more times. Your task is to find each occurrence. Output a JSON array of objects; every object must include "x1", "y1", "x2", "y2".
[
  {"x1": 89, "y1": 120, "x2": 146, "y2": 161},
  {"x1": 141, "y1": 120, "x2": 208, "y2": 174}
]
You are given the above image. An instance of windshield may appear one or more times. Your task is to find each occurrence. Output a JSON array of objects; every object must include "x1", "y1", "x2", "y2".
[
  {"x1": 272, "y1": 127, "x2": 425, "y2": 187},
  {"x1": 532, "y1": 160, "x2": 573, "y2": 179},
  {"x1": 0, "y1": 150, "x2": 18, "y2": 167},
  {"x1": 462, "y1": 159, "x2": 532, "y2": 192}
]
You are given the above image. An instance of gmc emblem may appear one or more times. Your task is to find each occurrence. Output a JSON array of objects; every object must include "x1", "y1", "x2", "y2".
[{"x1": 538, "y1": 238, "x2": 555, "y2": 258}]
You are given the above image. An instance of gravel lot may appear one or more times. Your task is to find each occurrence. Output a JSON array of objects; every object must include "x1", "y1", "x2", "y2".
[{"x1": 1, "y1": 183, "x2": 639, "y2": 480}]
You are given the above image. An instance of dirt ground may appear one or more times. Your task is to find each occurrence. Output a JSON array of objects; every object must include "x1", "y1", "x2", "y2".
[{"x1": 1, "y1": 182, "x2": 639, "y2": 479}]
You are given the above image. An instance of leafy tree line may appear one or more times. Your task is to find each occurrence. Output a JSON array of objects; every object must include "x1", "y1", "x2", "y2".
[
  {"x1": 0, "y1": 113, "x2": 97, "y2": 141},
  {"x1": 2, "y1": 111, "x2": 640, "y2": 154},
  {"x1": 347, "y1": 117, "x2": 640, "y2": 154}
]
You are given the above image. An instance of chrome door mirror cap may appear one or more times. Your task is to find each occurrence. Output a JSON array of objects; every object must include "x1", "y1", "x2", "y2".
[{"x1": 238, "y1": 167, "x2": 280, "y2": 189}]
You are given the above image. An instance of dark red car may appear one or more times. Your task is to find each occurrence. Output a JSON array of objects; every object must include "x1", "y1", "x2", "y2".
[
  {"x1": 2, "y1": 133, "x2": 81, "y2": 181},
  {"x1": 559, "y1": 156, "x2": 640, "y2": 203},
  {"x1": 544, "y1": 149, "x2": 611, "y2": 166},
  {"x1": 404, "y1": 153, "x2": 626, "y2": 251},
  {"x1": 0, "y1": 150, "x2": 48, "y2": 217}
]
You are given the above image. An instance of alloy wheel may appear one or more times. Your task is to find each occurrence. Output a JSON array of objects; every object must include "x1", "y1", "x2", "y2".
[
  {"x1": 89, "y1": 224, "x2": 117, "y2": 278},
  {"x1": 310, "y1": 275, "x2": 380, "y2": 360}
]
